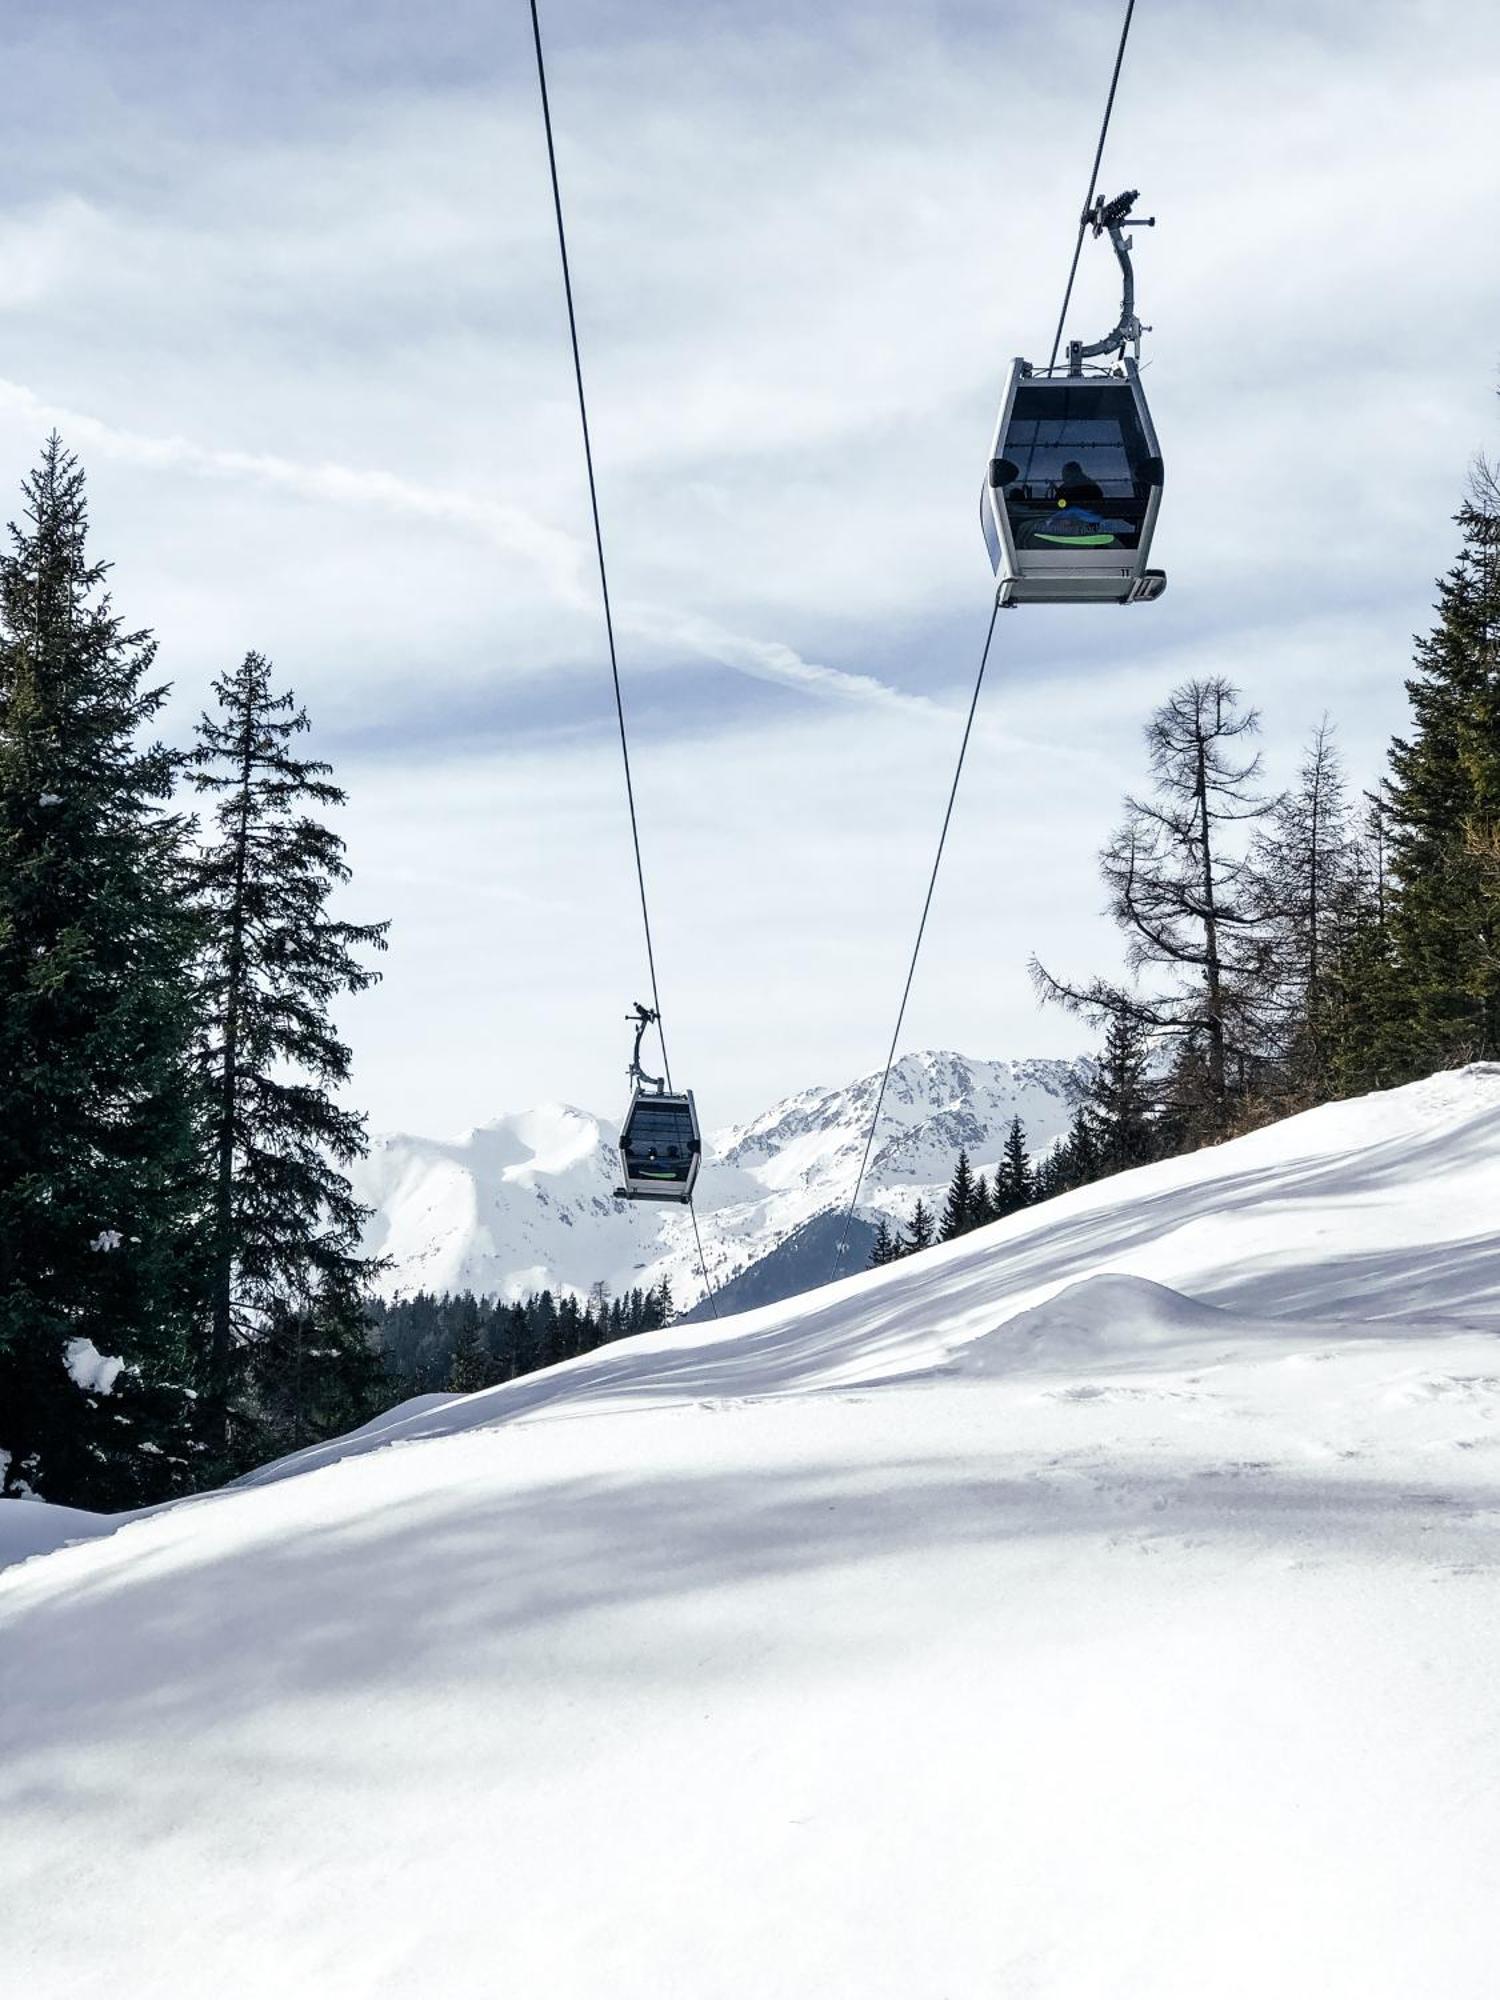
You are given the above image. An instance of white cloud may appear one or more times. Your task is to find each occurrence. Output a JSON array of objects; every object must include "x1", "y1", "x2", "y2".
[
  {"x1": 0, "y1": 376, "x2": 589, "y2": 603},
  {"x1": 622, "y1": 603, "x2": 943, "y2": 716}
]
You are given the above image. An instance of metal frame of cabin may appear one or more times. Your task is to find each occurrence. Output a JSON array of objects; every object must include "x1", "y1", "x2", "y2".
[{"x1": 981, "y1": 356, "x2": 1165, "y2": 607}]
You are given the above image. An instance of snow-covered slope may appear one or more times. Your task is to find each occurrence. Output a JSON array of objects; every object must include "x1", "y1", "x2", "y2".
[
  {"x1": 353, "y1": 1050, "x2": 1079, "y2": 1305},
  {"x1": 7, "y1": 1067, "x2": 1500, "y2": 1999}
]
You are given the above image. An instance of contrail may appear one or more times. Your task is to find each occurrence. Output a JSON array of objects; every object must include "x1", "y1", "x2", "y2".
[{"x1": 0, "y1": 376, "x2": 946, "y2": 720}]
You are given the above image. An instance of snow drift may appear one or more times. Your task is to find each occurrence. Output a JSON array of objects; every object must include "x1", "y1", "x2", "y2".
[{"x1": 5, "y1": 1066, "x2": 1500, "y2": 1999}]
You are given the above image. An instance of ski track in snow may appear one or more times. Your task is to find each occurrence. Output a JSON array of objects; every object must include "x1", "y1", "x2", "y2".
[{"x1": 5, "y1": 1068, "x2": 1500, "y2": 1997}]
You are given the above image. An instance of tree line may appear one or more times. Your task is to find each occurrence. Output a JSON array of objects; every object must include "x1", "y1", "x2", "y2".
[
  {"x1": 869, "y1": 1113, "x2": 1044, "y2": 1261},
  {"x1": 371, "y1": 1280, "x2": 676, "y2": 1397},
  {"x1": 883, "y1": 445, "x2": 1500, "y2": 1254},
  {"x1": 0, "y1": 438, "x2": 390, "y2": 1508}
]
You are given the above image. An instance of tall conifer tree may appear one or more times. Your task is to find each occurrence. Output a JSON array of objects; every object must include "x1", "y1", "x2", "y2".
[
  {"x1": 191, "y1": 650, "x2": 387, "y2": 1463},
  {"x1": 1057, "y1": 1104, "x2": 1102, "y2": 1192},
  {"x1": 904, "y1": 1199, "x2": 935, "y2": 1256},
  {"x1": 940, "y1": 1148, "x2": 978, "y2": 1241},
  {"x1": 0, "y1": 438, "x2": 202, "y2": 1505},
  {"x1": 1088, "y1": 1014, "x2": 1158, "y2": 1173},
  {"x1": 993, "y1": 1116, "x2": 1035, "y2": 1217},
  {"x1": 1322, "y1": 798, "x2": 1408, "y2": 1094},
  {"x1": 868, "y1": 1217, "x2": 900, "y2": 1267},
  {"x1": 1253, "y1": 719, "x2": 1354, "y2": 1099},
  {"x1": 1383, "y1": 471, "x2": 1500, "y2": 1066},
  {"x1": 448, "y1": 1309, "x2": 495, "y2": 1396}
]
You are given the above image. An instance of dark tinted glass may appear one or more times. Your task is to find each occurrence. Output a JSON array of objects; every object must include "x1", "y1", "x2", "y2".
[
  {"x1": 1000, "y1": 381, "x2": 1155, "y2": 552},
  {"x1": 623, "y1": 1096, "x2": 698, "y2": 1177}
]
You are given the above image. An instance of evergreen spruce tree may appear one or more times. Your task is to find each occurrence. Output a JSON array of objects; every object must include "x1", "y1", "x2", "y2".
[
  {"x1": 1087, "y1": 1013, "x2": 1158, "y2": 1172},
  {"x1": 191, "y1": 649, "x2": 388, "y2": 1467},
  {"x1": 448, "y1": 1297, "x2": 492, "y2": 1393},
  {"x1": 0, "y1": 438, "x2": 203, "y2": 1506},
  {"x1": 904, "y1": 1198, "x2": 935, "y2": 1256},
  {"x1": 1057, "y1": 1104, "x2": 1101, "y2": 1191},
  {"x1": 993, "y1": 1116, "x2": 1034, "y2": 1217},
  {"x1": 365, "y1": 1290, "x2": 432, "y2": 1388},
  {"x1": 251, "y1": 1284, "x2": 388, "y2": 1452},
  {"x1": 581, "y1": 1291, "x2": 604, "y2": 1349},
  {"x1": 414, "y1": 1303, "x2": 454, "y2": 1390},
  {"x1": 1322, "y1": 800, "x2": 1408, "y2": 1094},
  {"x1": 868, "y1": 1217, "x2": 899, "y2": 1268},
  {"x1": 1382, "y1": 468, "x2": 1500, "y2": 1068},
  {"x1": 1156, "y1": 1030, "x2": 1223, "y2": 1152},
  {"x1": 1032, "y1": 1148, "x2": 1064, "y2": 1203},
  {"x1": 1252, "y1": 719, "x2": 1354, "y2": 1103},
  {"x1": 503, "y1": 1299, "x2": 532, "y2": 1373},
  {"x1": 450, "y1": 1328, "x2": 490, "y2": 1392},
  {"x1": 532, "y1": 1289, "x2": 561, "y2": 1364},
  {"x1": 940, "y1": 1148, "x2": 978, "y2": 1241}
]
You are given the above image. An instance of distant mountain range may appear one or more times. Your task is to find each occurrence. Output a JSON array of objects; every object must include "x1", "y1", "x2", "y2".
[{"x1": 353, "y1": 1050, "x2": 1084, "y2": 1314}]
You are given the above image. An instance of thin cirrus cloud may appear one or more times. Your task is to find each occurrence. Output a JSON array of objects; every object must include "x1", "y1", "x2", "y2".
[
  {"x1": 0, "y1": 379, "x2": 587, "y2": 604},
  {"x1": 0, "y1": 375, "x2": 938, "y2": 729}
]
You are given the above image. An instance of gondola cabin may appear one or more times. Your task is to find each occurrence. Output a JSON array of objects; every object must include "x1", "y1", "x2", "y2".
[
  {"x1": 617, "y1": 1087, "x2": 702, "y2": 1202},
  {"x1": 981, "y1": 357, "x2": 1165, "y2": 606}
]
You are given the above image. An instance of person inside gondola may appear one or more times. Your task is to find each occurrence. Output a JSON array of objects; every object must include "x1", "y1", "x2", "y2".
[
  {"x1": 1028, "y1": 457, "x2": 1133, "y2": 548},
  {"x1": 1056, "y1": 459, "x2": 1105, "y2": 510}
]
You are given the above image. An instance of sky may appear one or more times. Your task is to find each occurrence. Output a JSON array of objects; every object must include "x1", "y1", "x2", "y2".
[{"x1": 1, "y1": 0, "x2": 1497, "y2": 1137}]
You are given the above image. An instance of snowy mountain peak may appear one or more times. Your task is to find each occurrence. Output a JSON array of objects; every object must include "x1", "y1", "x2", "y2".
[
  {"x1": 355, "y1": 1050, "x2": 1085, "y2": 1307},
  {"x1": 718, "y1": 1050, "x2": 1080, "y2": 1191},
  {"x1": 458, "y1": 1103, "x2": 616, "y2": 1184}
]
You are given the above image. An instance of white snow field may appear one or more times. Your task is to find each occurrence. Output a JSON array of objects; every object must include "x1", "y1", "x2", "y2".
[{"x1": 6, "y1": 1067, "x2": 1500, "y2": 1998}]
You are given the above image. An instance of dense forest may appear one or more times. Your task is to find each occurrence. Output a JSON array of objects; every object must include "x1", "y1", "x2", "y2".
[{"x1": 372, "y1": 1281, "x2": 676, "y2": 1399}]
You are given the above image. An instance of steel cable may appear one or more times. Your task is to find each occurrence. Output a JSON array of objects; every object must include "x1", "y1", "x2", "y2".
[
  {"x1": 828, "y1": 600, "x2": 1004, "y2": 1280},
  {"x1": 1046, "y1": 0, "x2": 1138, "y2": 372},
  {"x1": 528, "y1": 0, "x2": 718, "y2": 1318},
  {"x1": 827, "y1": 0, "x2": 1140, "y2": 1285}
]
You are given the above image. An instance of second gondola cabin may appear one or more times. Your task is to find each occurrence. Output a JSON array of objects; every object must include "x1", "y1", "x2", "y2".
[
  {"x1": 981, "y1": 357, "x2": 1165, "y2": 606},
  {"x1": 617, "y1": 1087, "x2": 702, "y2": 1202}
]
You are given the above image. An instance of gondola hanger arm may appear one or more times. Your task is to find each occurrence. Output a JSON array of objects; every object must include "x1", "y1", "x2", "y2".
[
  {"x1": 626, "y1": 1001, "x2": 666, "y2": 1093},
  {"x1": 1067, "y1": 188, "x2": 1154, "y2": 370}
]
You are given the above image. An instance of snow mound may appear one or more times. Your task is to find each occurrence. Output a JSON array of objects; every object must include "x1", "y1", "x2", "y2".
[
  {"x1": 959, "y1": 1272, "x2": 1243, "y2": 1373},
  {"x1": 0, "y1": 1497, "x2": 114, "y2": 1570}
]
